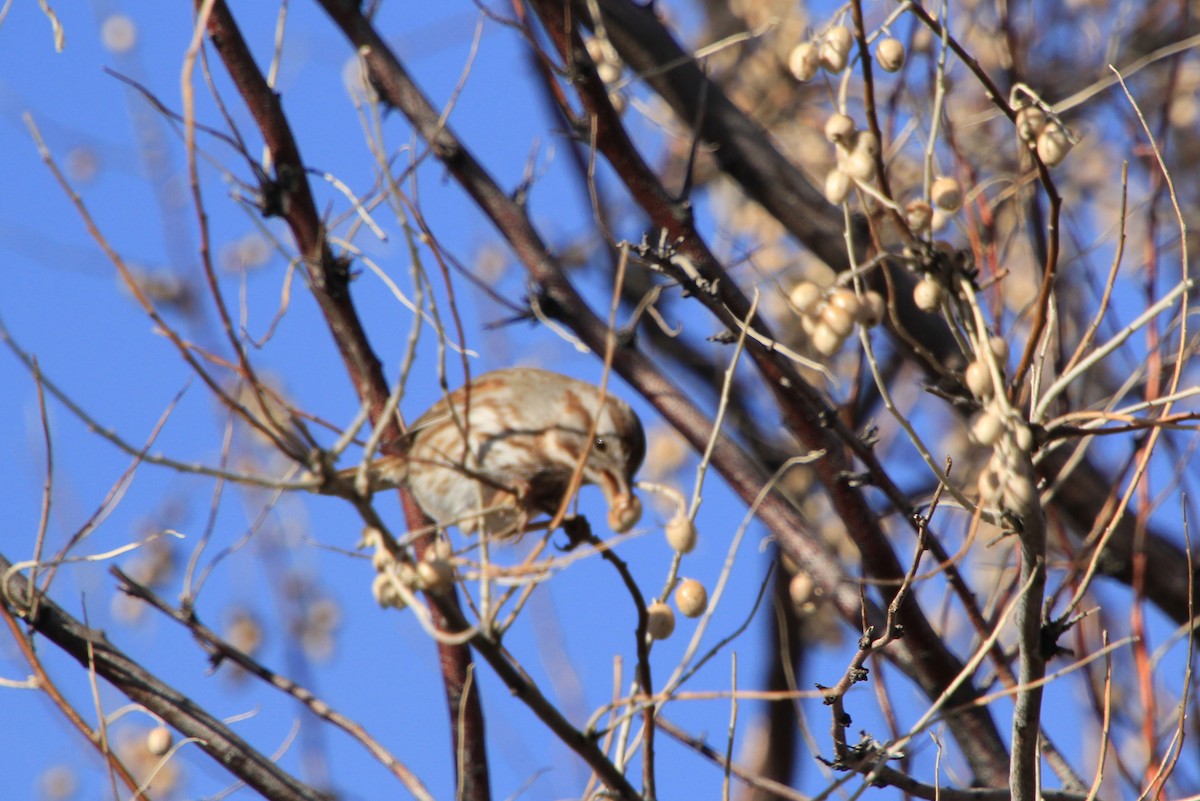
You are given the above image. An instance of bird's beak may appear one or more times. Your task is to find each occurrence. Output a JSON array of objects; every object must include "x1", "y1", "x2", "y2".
[{"x1": 597, "y1": 469, "x2": 642, "y2": 533}]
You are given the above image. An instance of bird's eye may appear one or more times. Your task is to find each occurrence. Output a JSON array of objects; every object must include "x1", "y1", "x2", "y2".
[{"x1": 593, "y1": 436, "x2": 608, "y2": 452}]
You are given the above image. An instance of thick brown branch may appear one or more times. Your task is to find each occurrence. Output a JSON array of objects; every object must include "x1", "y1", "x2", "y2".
[
  {"x1": 0, "y1": 551, "x2": 329, "y2": 801},
  {"x1": 112, "y1": 567, "x2": 435, "y2": 801}
]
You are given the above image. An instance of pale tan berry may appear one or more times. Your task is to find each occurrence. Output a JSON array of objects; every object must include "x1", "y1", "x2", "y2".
[
  {"x1": 646, "y1": 601, "x2": 676, "y2": 640},
  {"x1": 788, "y1": 281, "x2": 824, "y2": 315},
  {"x1": 674, "y1": 579, "x2": 708, "y2": 618},
  {"x1": 861, "y1": 290, "x2": 886, "y2": 326},
  {"x1": 788, "y1": 42, "x2": 819, "y2": 81},
  {"x1": 597, "y1": 61, "x2": 621, "y2": 85},
  {"x1": 1014, "y1": 423, "x2": 1034, "y2": 453},
  {"x1": 665, "y1": 512, "x2": 697, "y2": 553},
  {"x1": 810, "y1": 322, "x2": 844, "y2": 356},
  {"x1": 930, "y1": 208, "x2": 950, "y2": 232},
  {"x1": 912, "y1": 277, "x2": 944, "y2": 312},
  {"x1": 371, "y1": 546, "x2": 392, "y2": 572},
  {"x1": 840, "y1": 147, "x2": 876, "y2": 181},
  {"x1": 1015, "y1": 105, "x2": 1047, "y2": 142},
  {"x1": 978, "y1": 464, "x2": 1003, "y2": 503},
  {"x1": 584, "y1": 38, "x2": 606, "y2": 63},
  {"x1": 1036, "y1": 121, "x2": 1072, "y2": 166},
  {"x1": 905, "y1": 199, "x2": 933, "y2": 233},
  {"x1": 819, "y1": 26, "x2": 853, "y2": 73},
  {"x1": 876, "y1": 37, "x2": 906, "y2": 72},
  {"x1": 225, "y1": 610, "x2": 263, "y2": 656},
  {"x1": 829, "y1": 287, "x2": 863, "y2": 321},
  {"x1": 101, "y1": 14, "x2": 137, "y2": 54},
  {"x1": 789, "y1": 571, "x2": 817, "y2": 611},
  {"x1": 146, "y1": 726, "x2": 173, "y2": 757},
  {"x1": 931, "y1": 176, "x2": 963, "y2": 212},
  {"x1": 964, "y1": 359, "x2": 994, "y2": 399},
  {"x1": 851, "y1": 129, "x2": 880, "y2": 158},
  {"x1": 610, "y1": 494, "x2": 642, "y2": 533},
  {"x1": 988, "y1": 335, "x2": 1009, "y2": 362},
  {"x1": 824, "y1": 113, "x2": 856, "y2": 144},
  {"x1": 824, "y1": 168, "x2": 852, "y2": 204},
  {"x1": 825, "y1": 25, "x2": 854, "y2": 53},
  {"x1": 970, "y1": 411, "x2": 1004, "y2": 447},
  {"x1": 819, "y1": 43, "x2": 848, "y2": 73},
  {"x1": 799, "y1": 309, "x2": 821, "y2": 337},
  {"x1": 1003, "y1": 473, "x2": 1038, "y2": 514},
  {"x1": 820, "y1": 303, "x2": 855, "y2": 338}
]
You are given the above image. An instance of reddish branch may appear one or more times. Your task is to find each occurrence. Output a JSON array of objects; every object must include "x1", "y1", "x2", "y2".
[{"x1": 200, "y1": 4, "x2": 490, "y2": 800}]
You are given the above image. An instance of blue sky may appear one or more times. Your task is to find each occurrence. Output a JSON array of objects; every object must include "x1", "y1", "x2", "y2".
[{"x1": 3, "y1": 2, "x2": 1196, "y2": 800}]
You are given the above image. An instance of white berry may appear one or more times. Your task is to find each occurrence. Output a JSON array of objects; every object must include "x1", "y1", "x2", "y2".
[
  {"x1": 1003, "y1": 473, "x2": 1038, "y2": 515},
  {"x1": 977, "y1": 464, "x2": 1003, "y2": 503},
  {"x1": 819, "y1": 26, "x2": 853, "y2": 74},
  {"x1": 789, "y1": 571, "x2": 818, "y2": 611},
  {"x1": 852, "y1": 129, "x2": 880, "y2": 158},
  {"x1": 988, "y1": 335, "x2": 1009, "y2": 362},
  {"x1": 417, "y1": 554, "x2": 454, "y2": 590}
]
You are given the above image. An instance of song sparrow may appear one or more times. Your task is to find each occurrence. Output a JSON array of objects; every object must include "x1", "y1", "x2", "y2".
[{"x1": 340, "y1": 367, "x2": 646, "y2": 537}]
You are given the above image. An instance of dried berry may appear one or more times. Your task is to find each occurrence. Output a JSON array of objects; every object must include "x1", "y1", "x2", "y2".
[
  {"x1": 788, "y1": 42, "x2": 819, "y2": 81},
  {"x1": 931, "y1": 176, "x2": 963, "y2": 212},
  {"x1": 789, "y1": 281, "x2": 824, "y2": 315},
  {"x1": 824, "y1": 113, "x2": 856, "y2": 144},
  {"x1": 824, "y1": 168, "x2": 852, "y2": 204},
  {"x1": 1036, "y1": 121, "x2": 1072, "y2": 166},
  {"x1": 674, "y1": 579, "x2": 708, "y2": 618},
  {"x1": 913, "y1": 277, "x2": 944, "y2": 312},
  {"x1": 665, "y1": 512, "x2": 697, "y2": 554},
  {"x1": 646, "y1": 601, "x2": 676, "y2": 640},
  {"x1": 876, "y1": 37, "x2": 906, "y2": 72}
]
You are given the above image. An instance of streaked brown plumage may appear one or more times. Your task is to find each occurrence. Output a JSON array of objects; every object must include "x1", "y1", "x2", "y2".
[{"x1": 344, "y1": 368, "x2": 645, "y2": 537}]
